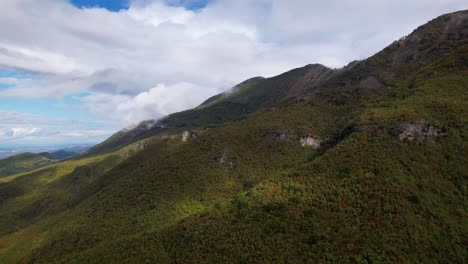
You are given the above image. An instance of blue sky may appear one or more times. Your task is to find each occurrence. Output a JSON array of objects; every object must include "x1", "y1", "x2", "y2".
[
  {"x1": 0, "y1": 69, "x2": 116, "y2": 146},
  {"x1": 0, "y1": 0, "x2": 466, "y2": 147},
  {"x1": 70, "y1": 0, "x2": 210, "y2": 11},
  {"x1": 71, "y1": 0, "x2": 129, "y2": 12}
]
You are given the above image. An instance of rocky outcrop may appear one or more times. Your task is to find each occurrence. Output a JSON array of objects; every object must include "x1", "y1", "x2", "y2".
[
  {"x1": 265, "y1": 129, "x2": 323, "y2": 149},
  {"x1": 299, "y1": 136, "x2": 322, "y2": 149},
  {"x1": 135, "y1": 141, "x2": 150, "y2": 151},
  {"x1": 182, "y1": 131, "x2": 200, "y2": 142},
  {"x1": 182, "y1": 131, "x2": 190, "y2": 142},
  {"x1": 356, "y1": 119, "x2": 445, "y2": 143},
  {"x1": 398, "y1": 118, "x2": 443, "y2": 142}
]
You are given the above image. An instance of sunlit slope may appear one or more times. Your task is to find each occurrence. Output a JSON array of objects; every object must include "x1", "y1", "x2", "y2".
[
  {"x1": 0, "y1": 136, "x2": 160, "y2": 239},
  {"x1": 0, "y1": 153, "x2": 56, "y2": 179}
]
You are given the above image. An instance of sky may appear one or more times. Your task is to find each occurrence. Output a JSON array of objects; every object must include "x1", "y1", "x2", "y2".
[{"x1": 0, "y1": 0, "x2": 466, "y2": 147}]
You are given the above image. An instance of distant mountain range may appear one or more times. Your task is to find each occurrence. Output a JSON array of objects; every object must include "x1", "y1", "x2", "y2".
[
  {"x1": 0, "y1": 145, "x2": 92, "y2": 159},
  {"x1": 0, "y1": 145, "x2": 92, "y2": 178},
  {"x1": 0, "y1": 10, "x2": 466, "y2": 263}
]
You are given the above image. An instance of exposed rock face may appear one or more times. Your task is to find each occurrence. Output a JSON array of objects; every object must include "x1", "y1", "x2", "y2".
[
  {"x1": 398, "y1": 118, "x2": 442, "y2": 142},
  {"x1": 266, "y1": 129, "x2": 323, "y2": 149},
  {"x1": 299, "y1": 136, "x2": 322, "y2": 149},
  {"x1": 135, "y1": 142, "x2": 150, "y2": 151},
  {"x1": 356, "y1": 119, "x2": 444, "y2": 142},
  {"x1": 181, "y1": 131, "x2": 200, "y2": 142},
  {"x1": 182, "y1": 131, "x2": 190, "y2": 142}
]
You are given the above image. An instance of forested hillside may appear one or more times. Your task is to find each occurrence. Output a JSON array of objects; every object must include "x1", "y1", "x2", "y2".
[{"x1": 0, "y1": 10, "x2": 466, "y2": 263}]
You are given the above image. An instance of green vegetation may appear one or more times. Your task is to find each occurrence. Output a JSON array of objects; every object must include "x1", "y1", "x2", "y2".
[
  {"x1": 0, "y1": 153, "x2": 56, "y2": 178},
  {"x1": 0, "y1": 10, "x2": 466, "y2": 263},
  {"x1": 41, "y1": 150, "x2": 80, "y2": 160}
]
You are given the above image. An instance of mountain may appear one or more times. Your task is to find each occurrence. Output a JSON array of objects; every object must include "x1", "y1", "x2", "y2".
[
  {"x1": 86, "y1": 65, "x2": 334, "y2": 155},
  {"x1": 40, "y1": 146, "x2": 92, "y2": 160},
  {"x1": 0, "y1": 153, "x2": 56, "y2": 178},
  {"x1": 88, "y1": 10, "x2": 467, "y2": 156},
  {"x1": 0, "y1": 10, "x2": 466, "y2": 263},
  {"x1": 0, "y1": 146, "x2": 92, "y2": 178},
  {"x1": 40, "y1": 150, "x2": 78, "y2": 160}
]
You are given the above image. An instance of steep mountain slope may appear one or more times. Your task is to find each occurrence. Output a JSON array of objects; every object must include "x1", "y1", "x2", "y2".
[
  {"x1": 0, "y1": 153, "x2": 56, "y2": 178},
  {"x1": 87, "y1": 64, "x2": 334, "y2": 155},
  {"x1": 0, "y1": 136, "x2": 157, "y2": 238},
  {"x1": 87, "y1": 10, "x2": 467, "y2": 157},
  {"x1": 0, "y1": 10, "x2": 466, "y2": 263}
]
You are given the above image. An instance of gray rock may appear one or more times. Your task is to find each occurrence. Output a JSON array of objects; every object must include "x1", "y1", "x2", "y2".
[
  {"x1": 182, "y1": 131, "x2": 200, "y2": 142},
  {"x1": 398, "y1": 118, "x2": 442, "y2": 142}
]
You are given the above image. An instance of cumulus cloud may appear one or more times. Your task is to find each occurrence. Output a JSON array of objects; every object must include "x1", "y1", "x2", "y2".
[
  {"x1": 0, "y1": 0, "x2": 466, "y2": 129},
  {"x1": 80, "y1": 82, "x2": 214, "y2": 125}
]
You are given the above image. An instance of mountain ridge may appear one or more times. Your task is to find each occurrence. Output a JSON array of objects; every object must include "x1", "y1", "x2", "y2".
[{"x1": 87, "y1": 10, "x2": 467, "y2": 157}]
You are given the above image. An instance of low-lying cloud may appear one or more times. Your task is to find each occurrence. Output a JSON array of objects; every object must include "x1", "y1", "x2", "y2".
[{"x1": 80, "y1": 82, "x2": 214, "y2": 125}]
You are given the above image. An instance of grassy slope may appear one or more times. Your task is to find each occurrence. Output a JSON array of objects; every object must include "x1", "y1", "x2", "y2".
[
  {"x1": 0, "y1": 153, "x2": 56, "y2": 178},
  {"x1": 0, "y1": 10, "x2": 466, "y2": 263}
]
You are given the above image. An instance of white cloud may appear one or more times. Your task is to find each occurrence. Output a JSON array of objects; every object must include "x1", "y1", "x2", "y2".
[
  {"x1": 81, "y1": 82, "x2": 214, "y2": 125},
  {"x1": 0, "y1": 42, "x2": 87, "y2": 75},
  {"x1": 10, "y1": 127, "x2": 42, "y2": 138},
  {"x1": 0, "y1": 111, "x2": 116, "y2": 146},
  {"x1": 0, "y1": 0, "x2": 466, "y2": 129}
]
